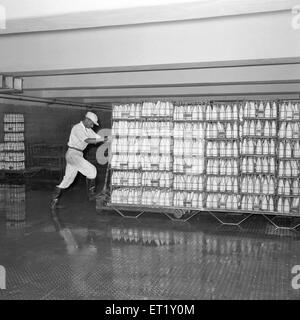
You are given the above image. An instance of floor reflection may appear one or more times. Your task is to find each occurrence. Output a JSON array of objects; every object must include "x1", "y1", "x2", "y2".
[
  {"x1": 0, "y1": 183, "x2": 300, "y2": 299},
  {"x1": 104, "y1": 220, "x2": 299, "y2": 299},
  {"x1": 0, "y1": 184, "x2": 26, "y2": 238}
]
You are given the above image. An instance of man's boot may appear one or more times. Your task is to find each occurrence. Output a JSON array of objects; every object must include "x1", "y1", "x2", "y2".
[
  {"x1": 86, "y1": 178, "x2": 96, "y2": 201},
  {"x1": 50, "y1": 187, "x2": 63, "y2": 209}
]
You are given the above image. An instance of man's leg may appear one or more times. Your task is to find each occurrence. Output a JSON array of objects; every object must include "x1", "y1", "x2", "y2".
[
  {"x1": 74, "y1": 156, "x2": 97, "y2": 200},
  {"x1": 51, "y1": 163, "x2": 78, "y2": 208}
]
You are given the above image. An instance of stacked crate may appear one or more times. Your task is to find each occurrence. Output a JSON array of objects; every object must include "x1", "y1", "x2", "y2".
[
  {"x1": 173, "y1": 104, "x2": 206, "y2": 209},
  {"x1": 240, "y1": 101, "x2": 277, "y2": 212},
  {"x1": 3, "y1": 114, "x2": 25, "y2": 171},
  {"x1": 111, "y1": 102, "x2": 174, "y2": 207},
  {"x1": 109, "y1": 100, "x2": 300, "y2": 217},
  {"x1": 277, "y1": 101, "x2": 300, "y2": 214},
  {"x1": 205, "y1": 103, "x2": 240, "y2": 210}
]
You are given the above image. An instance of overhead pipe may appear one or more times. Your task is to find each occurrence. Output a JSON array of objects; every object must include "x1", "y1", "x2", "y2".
[{"x1": 0, "y1": 93, "x2": 112, "y2": 112}]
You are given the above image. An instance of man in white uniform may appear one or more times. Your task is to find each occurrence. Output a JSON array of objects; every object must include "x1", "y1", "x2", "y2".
[{"x1": 51, "y1": 112, "x2": 104, "y2": 209}]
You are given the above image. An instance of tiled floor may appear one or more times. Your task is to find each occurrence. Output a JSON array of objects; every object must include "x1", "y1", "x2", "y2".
[{"x1": 0, "y1": 181, "x2": 300, "y2": 300}]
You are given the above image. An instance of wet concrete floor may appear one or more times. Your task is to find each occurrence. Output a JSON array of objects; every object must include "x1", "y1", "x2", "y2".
[{"x1": 0, "y1": 181, "x2": 300, "y2": 300}]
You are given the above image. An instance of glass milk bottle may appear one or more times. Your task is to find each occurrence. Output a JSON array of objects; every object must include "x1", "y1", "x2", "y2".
[{"x1": 265, "y1": 102, "x2": 271, "y2": 118}]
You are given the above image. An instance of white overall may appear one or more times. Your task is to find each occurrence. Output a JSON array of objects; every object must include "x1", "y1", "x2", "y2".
[{"x1": 57, "y1": 121, "x2": 102, "y2": 189}]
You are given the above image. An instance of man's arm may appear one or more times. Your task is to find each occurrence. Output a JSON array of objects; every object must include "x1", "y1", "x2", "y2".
[{"x1": 84, "y1": 138, "x2": 104, "y2": 145}]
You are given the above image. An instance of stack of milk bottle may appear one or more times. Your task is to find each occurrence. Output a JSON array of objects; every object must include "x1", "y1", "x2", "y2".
[
  {"x1": 205, "y1": 103, "x2": 241, "y2": 210},
  {"x1": 240, "y1": 101, "x2": 277, "y2": 212},
  {"x1": 173, "y1": 105, "x2": 206, "y2": 208},
  {"x1": 1, "y1": 114, "x2": 25, "y2": 171},
  {"x1": 111, "y1": 102, "x2": 174, "y2": 207},
  {"x1": 277, "y1": 101, "x2": 300, "y2": 214}
]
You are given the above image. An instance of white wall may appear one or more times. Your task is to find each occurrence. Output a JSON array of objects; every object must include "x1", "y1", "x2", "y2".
[{"x1": 0, "y1": 10, "x2": 299, "y2": 74}]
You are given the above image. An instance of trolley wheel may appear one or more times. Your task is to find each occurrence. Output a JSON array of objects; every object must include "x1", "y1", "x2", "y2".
[{"x1": 173, "y1": 209, "x2": 187, "y2": 219}]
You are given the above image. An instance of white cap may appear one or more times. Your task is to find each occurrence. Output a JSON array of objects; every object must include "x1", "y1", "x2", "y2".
[{"x1": 86, "y1": 111, "x2": 99, "y2": 126}]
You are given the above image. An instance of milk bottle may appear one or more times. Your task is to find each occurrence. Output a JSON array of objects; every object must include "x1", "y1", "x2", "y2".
[
  {"x1": 226, "y1": 123, "x2": 232, "y2": 138},
  {"x1": 231, "y1": 160, "x2": 237, "y2": 175},
  {"x1": 253, "y1": 196, "x2": 260, "y2": 210},
  {"x1": 227, "y1": 160, "x2": 233, "y2": 175},
  {"x1": 279, "y1": 122, "x2": 286, "y2": 138},
  {"x1": 277, "y1": 198, "x2": 283, "y2": 212},
  {"x1": 287, "y1": 102, "x2": 293, "y2": 120},
  {"x1": 271, "y1": 121, "x2": 276, "y2": 137},
  {"x1": 192, "y1": 192, "x2": 199, "y2": 208},
  {"x1": 220, "y1": 194, "x2": 226, "y2": 209},
  {"x1": 269, "y1": 197, "x2": 274, "y2": 211},
  {"x1": 226, "y1": 104, "x2": 232, "y2": 121},
  {"x1": 206, "y1": 194, "x2": 213, "y2": 208},
  {"x1": 258, "y1": 101, "x2": 264, "y2": 116},
  {"x1": 278, "y1": 161, "x2": 284, "y2": 176},
  {"x1": 242, "y1": 196, "x2": 247, "y2": 210},
  {"x1": 219, "y1": 141, "x2": 226, "y2": 157},
  {"x1": 212, "y1": 104, "x2": 218, "y2": 120},
  {"x1": 212, "y1": 159, "x2": 218, "y2": 175},
  {"x1": 292, "y1": 180, "x2": 300, "y2": 195},
  {"x1": 213, "y1": 194, "x2": 219, "y2": 209},
  {"x1": 220, "y1": 104, "x2": 226, "y2": 120},
  {"x1": 284, "y1": 180, "x2": 290, "y2": 195},
  {"x1": 286, "y1": 123, "x2": 292, "y2": 139},
  {"x1": 220, "y1": 160, "x2": 226, "y2": 175},
  {"x1": 286, "y1": 142, "x2": 292, "y2": 158},
  {"x1": 285, "y1": 161, "x2": 292, "y2": 177},
  {"x1": 226, "y1": 142, "x2": 232, "y2": 157},
  {"x1": 206, "y1": 105, "x2": 212, "y2": 121},
  {"x1": 248, "y1": 176, "x2": 254, "y2": 193},
  {"x1": 233, "y1": 104, "x2": 238, "y2": 120},
  {"x1": 283, "y1": 199, "x2": 290, "y2": 214},
  {"x1": 244, "y1": 102, "x2": 250, "y2": 118},
  {"x1": 232, "y1": 123, "x2": 238, "y2": 138},
  {"x1": 245, "y1": 157, "x2": 252, "y2": 174},
  {"x1": 291, "y1": 161, "x2": 298, "y2": 177},
  {"x1": 293, "y1": 123, "x2": 299, "y2": 138},
  {"x1": 265, "y1": 102, "x2": 271, "y2": 118},
  {"x1": 198, "y1": 193, "x2": 204, "y2": 208},
  {"x1": 254, "y1": 176, "x2": 261, "y2": 194},
  {"x1": 261, "y1": 196, "x2": 268, "y2": 211},
  {"x1": 242, "y1": 140, "x2": 247, "y2": 155},
  {"x1": 262, "y1": 140, "x2": 269, "y2": 155},
  {"x1": 264, "y1": 121, "x2": 270, "y2": 137},
  {"x1": 262, "y1": 177, "x2": 268, "y2": 194},
  {"x1": 243, "y1": 121, "x2": 249, "y2": 136},
  {"x1": 292, "y1": 198, "x2": 299, "y2": 211},
  {"x1": 255, "y1": 157, "x2": 261, "y2": 173},
  {"x1": 271, "y1": 102, "x2": 277, "y2": 118},
  {"x1": 248, "y1": 140, "x2": 255, "y2": 154},
  {"x1": 269, "y1": 177, "x2": 275, "y2": 195},
  {"x1": 256, "y1": 140, "x2": 262, "y2": 155},
  {"x1": 247, "y1": 196, "x2": 254, "y2": 210},
  {"x1": 280, "y1": 103, "x2": 286, "y2": 120},
  {"x1": 295, "y1": 141, "x2": 300, "y2": 158},
  {"x1": 233, "y1": 142, "x2": 238, "y2": 157},
  {"x1": 249, "y1": 102, "x2": 256, "y2": 118}
]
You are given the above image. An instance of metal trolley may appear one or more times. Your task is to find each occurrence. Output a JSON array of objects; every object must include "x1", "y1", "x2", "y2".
[{"x1": 97, "y1": 99, "x2": 300, "y2": 230}]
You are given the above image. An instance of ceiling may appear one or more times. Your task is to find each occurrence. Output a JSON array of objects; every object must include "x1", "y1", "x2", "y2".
[{"x1": 0, "y1": 0, "x2": 299, "y2": 110}]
